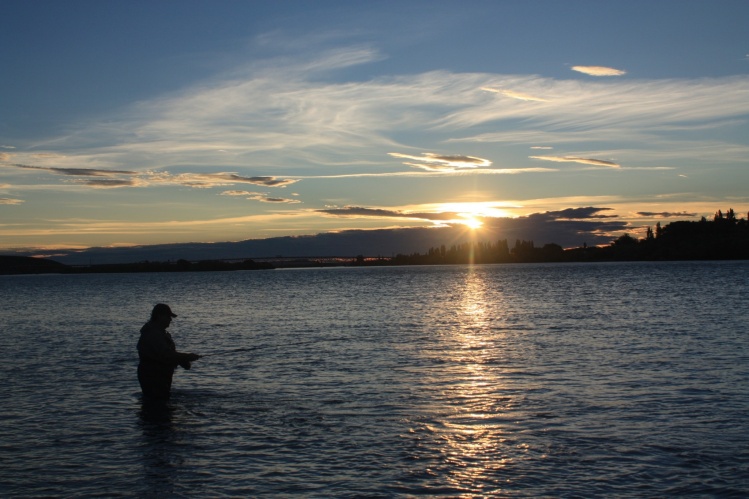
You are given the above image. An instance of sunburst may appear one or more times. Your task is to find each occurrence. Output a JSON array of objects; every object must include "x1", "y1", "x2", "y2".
[{"x1": 461, "y1": 216, "x2": 484, "y2": 230}]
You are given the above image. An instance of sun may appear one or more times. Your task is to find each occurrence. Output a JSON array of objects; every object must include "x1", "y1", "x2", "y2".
[{"x1": 461, "y1": 216, "x2": 484, "y2": 230}]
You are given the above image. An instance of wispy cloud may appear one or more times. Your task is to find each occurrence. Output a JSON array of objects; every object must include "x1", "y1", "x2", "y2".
[
  {"x1": 388, "y1": 152, "x2": 492, "y2": 172},
  {"x1": 4, "y1": 162, "x2": 298, "y2": 190},
  {"x1": 3, "y1": 41, "x2": 748, "y2": 251},
  {"x1": 482, "y1": 87, "x2": 548, "y2": 102},
  {"x1": 221, "y1": 190, "x2": 301, "y2": 203},
  {"x1": 571, "y1": 65, "x2": 627, "y2": 76},
  {"x1": 529, "y1": 155, "x2": 620, "y2": 168},
  {"x1": 83, "y1": 179, "x2": 144, "y2": 188},
  {"x1": 12, "y1": 163, "x2": 138, "y2": 177},
  {"x1": 170, "y1": 173, "x2": 298, "y2": 188},
  {"x1": 17, "y1": 49, "x2": 748, "y2": 179},
  {"x1": 294, "y1": 167, "x2": 556, "y2": 179},
  {"x1": 317, "y1": 206, "x2": 459, "y2": 222},
  {"x1": 0, "y1": 198, "x2": 24, "y2": 205}
]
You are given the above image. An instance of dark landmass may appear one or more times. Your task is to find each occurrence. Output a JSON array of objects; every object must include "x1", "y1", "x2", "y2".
[
  {"x1": 0, "y1": 255, "x2": 69, "y2": 275},
  {"x1": 389, "y1": 210, "x2": 749, "y2": 265},
  {"x1": 0, "y1": 256, "x2": 274, "y2": 275},
  {"x1": 2, "y1": 209, "x2": 747, "y2": 275}
]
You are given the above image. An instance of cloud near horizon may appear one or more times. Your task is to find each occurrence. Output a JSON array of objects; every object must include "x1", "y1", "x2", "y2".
[
  {"x1": 0, "y1": 197, "x2": 24, "y2": 205},
  {"x1": 541, "y1": 207, "x2": 617, "y2": 219},
  {"x1": 20, "y1": 205, "x2": 632, "y2": 264},
  {"x1": 317, "y1": 206, "x2": 461, "y2": 222},
  {"x1": 636, "y1": 211, "x2": 698, "y2": 218},
  {"x1": 307, "y1": 205, "x2": 631, "y2": 251},
  {"x1": 317, "y1": 205, "x2": 621, "y2": 231}
]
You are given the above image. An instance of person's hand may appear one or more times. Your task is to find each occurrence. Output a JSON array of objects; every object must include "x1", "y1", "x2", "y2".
[
  {"x1": 186, "y1": 353, "x2": 201, "y2": 362},
  {"x1": 180, "y1": 361, "x2": 192, "y2": 370}
]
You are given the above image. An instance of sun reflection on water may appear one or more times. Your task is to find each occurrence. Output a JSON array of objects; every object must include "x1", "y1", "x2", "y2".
[
  {"x1": 424, "y1": 267, "x2": 517, "y2": 494},
  {"x1": 459, "y1": 268, "x2": 490, "y2": 331}
]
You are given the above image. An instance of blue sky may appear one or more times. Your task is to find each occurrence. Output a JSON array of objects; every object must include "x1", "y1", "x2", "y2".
[{"x1": 2, "y1": 0, "x2": 748, "y2": 253}]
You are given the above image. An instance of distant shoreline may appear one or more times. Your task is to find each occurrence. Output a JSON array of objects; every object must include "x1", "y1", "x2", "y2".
[{"x1": 3, "y1": 213, "x2": 748, "y2": 275}]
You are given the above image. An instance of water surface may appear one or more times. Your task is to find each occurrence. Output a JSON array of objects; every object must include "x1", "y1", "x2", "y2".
[{"x1": 1, "y1": 262, "x2": 747, "y2": 496}]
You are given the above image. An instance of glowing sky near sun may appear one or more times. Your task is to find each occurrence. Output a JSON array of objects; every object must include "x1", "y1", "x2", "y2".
[{"x1": 1, "y1": 0, "x2": 748, "y2": 251}]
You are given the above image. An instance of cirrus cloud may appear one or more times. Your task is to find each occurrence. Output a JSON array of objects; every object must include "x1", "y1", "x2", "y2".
[
  {"x1": 83, "y1": 179, "x2": 145, "y2": 188},
  {"x1": 4, "y1": 162, "x2": 298, "y2": 190},
  {"x1": 221, "y1": 190, "x2": 301, "y2": 204},
  {"x1": 571, "y1": 65, "x2": 627, "y2": 76},
  {"x1": 388, "y1": 152, "x2": 492, "y2": 172},
  {"x1": 10, "y1": 163, "x2": 138, "y2": 177},
  {"x1": 481, "y1": 87, "x2": 549, "y2": 102},
  {"x1": 172, "y1": 173, "x2": 298, "y2": 188},
  {"x1": 530, "y1": 155, "x2": 620, "y2": 168}
]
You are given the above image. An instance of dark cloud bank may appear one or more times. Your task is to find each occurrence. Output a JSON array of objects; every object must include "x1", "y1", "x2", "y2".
[{"x1": 42, "y1": 207, "x2": 627, "y2": 265}]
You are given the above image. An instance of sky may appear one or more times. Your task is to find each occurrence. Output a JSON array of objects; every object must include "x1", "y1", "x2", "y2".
[{"x1": 2, "y1": 0, "x2": 748, "y2": 255}]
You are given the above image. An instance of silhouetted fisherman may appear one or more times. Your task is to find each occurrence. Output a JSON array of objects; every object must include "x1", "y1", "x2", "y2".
[{"x1": 137, "y1": 303, "x2": 201, "y2": 402}]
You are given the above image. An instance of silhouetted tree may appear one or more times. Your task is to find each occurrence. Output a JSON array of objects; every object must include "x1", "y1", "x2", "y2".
[{"x1": 614, "y1": 234, "x2": 638, "y2": 246}]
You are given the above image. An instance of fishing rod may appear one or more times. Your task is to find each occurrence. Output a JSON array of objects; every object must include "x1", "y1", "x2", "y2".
[{"x1": 202, "y1": 338, "x2": 338, "y2": 357}]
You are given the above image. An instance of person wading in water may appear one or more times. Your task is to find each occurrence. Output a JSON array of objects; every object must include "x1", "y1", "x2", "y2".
[{"x1": 137, "y1": 303, "x2": 201, "y2": 402}]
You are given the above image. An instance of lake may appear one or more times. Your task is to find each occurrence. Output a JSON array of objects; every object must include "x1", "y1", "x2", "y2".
[{"x1": 1, "y1": 261, "x2": 747, "y2": 497}]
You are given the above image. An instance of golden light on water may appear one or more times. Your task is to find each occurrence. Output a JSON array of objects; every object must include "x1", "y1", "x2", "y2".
[
  {"x1": 438, "y1": 268, "x2": 514, "y2": 492},
  {"x1": 406, "y1": 267, "x2": 528, "y2": 494},
  {"x1": 459, "y1": 269, "x2": 489, "y2": 326}
]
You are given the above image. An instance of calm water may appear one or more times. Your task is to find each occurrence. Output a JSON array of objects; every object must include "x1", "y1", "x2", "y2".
[{"x1": 1, "y1": 262, "x2": 747, "y2": 497}]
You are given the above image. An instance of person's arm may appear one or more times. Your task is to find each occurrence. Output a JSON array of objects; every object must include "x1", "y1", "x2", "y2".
[
  {"x1": 177, "y1": 352, "x2": 201, "y2": 369},
  {"x1": 139, "y1": 324, "x2": 200, "y2": 368}
]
